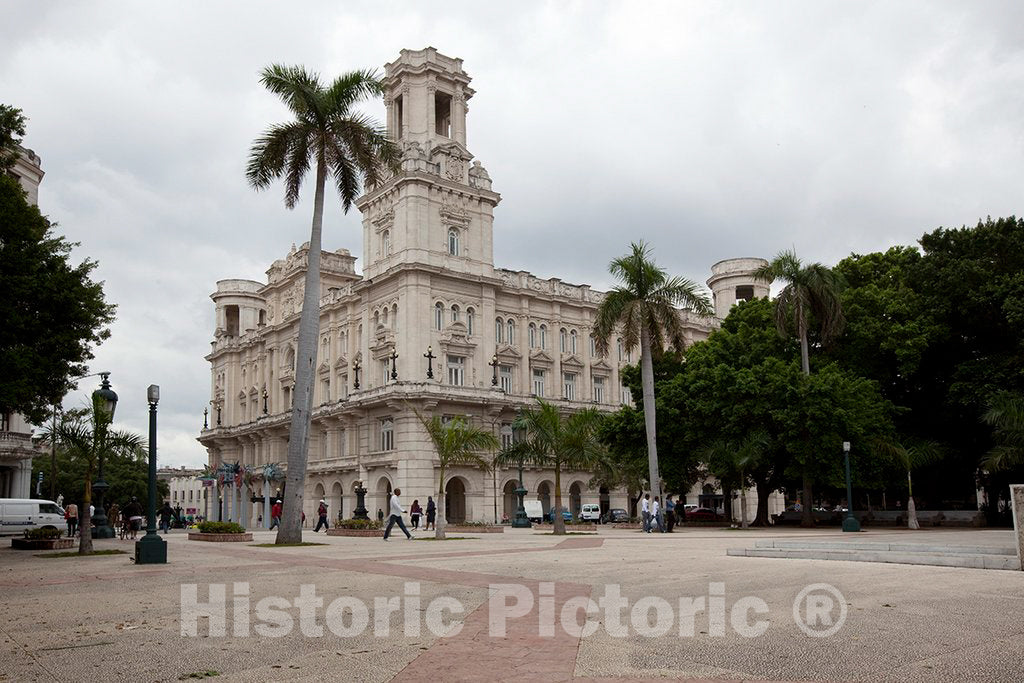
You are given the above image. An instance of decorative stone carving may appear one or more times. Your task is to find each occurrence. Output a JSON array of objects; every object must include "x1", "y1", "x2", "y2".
[
  {"x1": 440, "y1": 199, "x2": 471, "y2": 227},
  {"x1": 445, "y1": 156, "x2": 464, "y2": 181}
]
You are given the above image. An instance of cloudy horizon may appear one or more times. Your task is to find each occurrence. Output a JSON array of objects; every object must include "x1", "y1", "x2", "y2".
[{"x1": 4, "y1": 1, "x2": 1022, "y2": 468}]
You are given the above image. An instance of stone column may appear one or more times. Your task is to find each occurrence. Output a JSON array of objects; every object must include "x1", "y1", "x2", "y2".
[
  {"x1": 1011, "y1": 484, "x2": 1024, "y2": 571},
  {"x1": 263, "y1": 479, "x2": 271, "y2": 528}
]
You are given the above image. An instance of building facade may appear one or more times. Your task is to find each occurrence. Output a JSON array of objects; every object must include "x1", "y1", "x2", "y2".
[
  {"x1": 197, "y1": 48, "x2": 768, "y2": 525},
  {"x1": 1, "y1": 145, "x2": 46, "y2": 498},
  {"x1": 158, "y1": 467, "x2": 210, "y2": 520}
]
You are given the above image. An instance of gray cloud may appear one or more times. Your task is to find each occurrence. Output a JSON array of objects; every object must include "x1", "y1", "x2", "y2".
[{"x1": 3, "y1": 0, "x2": 1022, "y2": 466}]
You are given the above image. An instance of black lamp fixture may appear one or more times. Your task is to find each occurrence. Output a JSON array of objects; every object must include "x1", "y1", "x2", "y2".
[
  {"x1": 262, "y1": 388, "x2": 269, "y2": 414},
  {"x1": 489, "y1": 355, "x2": 499, "y2": 386},
  {"x1": 203, "y1": 406, "x2": 208, "y2": 429},
  {"x1": 424, "y1": 346, "x2": 435, "y2": 379},
  {"x1": 353, "y1": 360, "x2": 361, "y2": 390},
  {"x1": 90, "y1": 372, "x2": 118, "y2": 539},
  {"x1": 389, "y1": 349, "x2": 399, "y2": 380}
]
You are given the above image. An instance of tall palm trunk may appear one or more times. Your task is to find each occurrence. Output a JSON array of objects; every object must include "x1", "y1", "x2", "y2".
[
  {"x1": 553, "y1": 465, "x2": 565, "y2": 535},
  {"x1": 79, "y1": 471, "x2": 93, "y2": 554},
  {"x1": 801, "y1": 473, "x2": 814, "y2": 528},
  {"x1": 436, "y1": 464, "x2": 447, "y2": 539},
  {"x1": 739, "y1": 469, "x2": 749, "y2": 528},
  {"x1": 906, "y1": 470, "x2": 919, "y2": 530},
  {"x1": 797, "y1": 310, "x2": 815, "y2": 528},
  {"x1": 639, "y1": 326, "x2": 662, "y2": 529},
  {"x1": 277, "y1": 157, "x2": 327, "y2": 544}
]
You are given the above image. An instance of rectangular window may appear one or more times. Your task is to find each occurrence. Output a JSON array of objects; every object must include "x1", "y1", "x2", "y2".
[
  {"x1": 189, "y1": 490, "x2": 193, "y2": 502},
  {"x1": 563, "y1": 372, "x2": 576, "y2": 401},
  {"x1": 380, "y1": 418, "x2": 394, "y2": 451},
  {"x1": 593, "y1": 376, "x2": 605, "y2": 403},
  {"x1": 448, "y1": 355, "x2": 465, "y2": 386},
  {"x1": 621, "y1": 383, "x2": 633, "y2": 407},
  {"x1": 500, "y1": 365, "x2": 513, "y2": 393},
  {"x1": 532, "y1": 369, "x2": 545, "y2": 397},
  {"x1": 340, "y1": 375, "x2": 348, "y2": 399},
  {"x1": 321, "y1": 378, "x2": 330, "y2": 403},
  {"x1": 501, "y1": 424, "x2": 514, "y2": 451},
  {"x1": 435, "y1": 92, "x2": 452, "y2": 137}
]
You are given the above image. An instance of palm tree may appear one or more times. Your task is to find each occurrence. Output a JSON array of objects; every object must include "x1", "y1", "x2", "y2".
[
  {"x1": 873, "y1": 439, "x2": 942, "y2": 529},
  {"x1": 416, "y1": 411, "x2": 498, "y2": 540},
  {"x1": 593, "y1": 242, "x2": 712, "y2": 530},
  {"x1": 495, "y1": 400, "x2": 607, "y2": 535},
  {"x1": 700, "y1": 431, "x2": 771, "y2": 529},
  {"x1": 754, "y1": 250, "x2": 844, "y2": 526},
  {"x1": 247, "y1": 65, "x2": 399, "y2": 543},
  {"x1": 981, "y1": 393, "x2": 1024, "y2": 471},
  {"x1": 53, "y1": 395, "x2": 145, "y2": 554}
]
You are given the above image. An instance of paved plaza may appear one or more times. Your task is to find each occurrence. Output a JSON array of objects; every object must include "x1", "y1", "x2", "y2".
[{"x1": 1, "y1": 526, "x2": 1022, "y2": 682}]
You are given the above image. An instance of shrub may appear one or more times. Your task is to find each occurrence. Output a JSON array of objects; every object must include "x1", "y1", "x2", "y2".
[
  {"x1": 23, "y1": 527, "x2": 63, "y2": 540},
  {"x1": 196, "y1": 521, "x2": 245, "y2": 534},
  {"x1": 334, "y1": 518, "x2": 382, "y2": 530}
]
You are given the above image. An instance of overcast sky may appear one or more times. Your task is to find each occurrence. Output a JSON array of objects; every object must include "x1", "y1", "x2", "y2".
[{"x1": 4, "y1": 1, "x2": 1022, "y2": 468}]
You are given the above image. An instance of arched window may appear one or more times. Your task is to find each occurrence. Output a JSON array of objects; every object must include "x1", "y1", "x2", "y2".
[
  {"x1": 392, "y1": 304, "x2": 398, "y2": 333},
  {"x1": 495, "y1": 317, "x2": 504, "y2": 344},
  {"x1": 589, "y1": 334, "x2": 596, "y2": 357},
  {"x1": 560, "y1": 328, "x2": 567, "y2": 353},
  {"x1": 617, "y1": 338, "x2": 623, "y2": 362},
  {"x1": 570, "y1": 329, "x2": 578, "y2": 354},
  {"x1": 540, "y1": 325, "x2": 547, "y2": 349},
  {"x1": 382, "y1": 229, "x2": 391, "y2": 256},
  {"x1": 448, "y1": 229, "x2": 459, "y2": 256},
  {"x1": 435, "y1": 302, "x2": 444, "y2": 331},
  {"x1": 528, "y1": 323, "x2": 536, "y2": 348},
  {"x1": 507, "y1": 319, "x2": 515, "y2": 346},
  {"x1": 380, "y1": 418, "x2": 394, "y2": 451},
  {"x1": 466, "y1": 308, "x2": 475, "y2": 335},
  {"x1": 381, "y1": 308, "x2": 388, "y2": 327},
  {"x1": 374, "y1": 311, "x2": 380, "y2": 329},
  {"x1": 451, "y1": 304, "x2": 460, "y2": 324}
]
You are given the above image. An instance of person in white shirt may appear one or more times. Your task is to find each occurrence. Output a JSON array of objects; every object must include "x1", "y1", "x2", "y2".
[
  {"x1": 652, "y1": 497, "x2": 663, "y2": 533},
  {"x1": 383, "y1": 488, "x2": 413, "y2": 540},
  {"x1": 641, "y1": 494, "x2": 651, "y2": 533}
]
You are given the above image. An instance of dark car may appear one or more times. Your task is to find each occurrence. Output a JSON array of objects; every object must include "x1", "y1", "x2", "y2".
[
  {"x1": 603, "y1": 508, "x2": 629, "y2": 523},
  {"x1": 686, "y1": 507, "x2": 722, "y2": 522}
]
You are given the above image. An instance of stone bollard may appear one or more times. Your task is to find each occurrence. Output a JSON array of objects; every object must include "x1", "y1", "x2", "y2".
[{"x1": 1012, "y1": 485, "x2": 1024, "y2": 571}]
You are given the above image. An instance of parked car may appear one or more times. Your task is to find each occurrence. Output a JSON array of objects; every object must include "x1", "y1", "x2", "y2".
[
  {"x1": 686, "y1": 507, "x2": 722, "y2": 522},
  {"x1": 0, "y1": 499, "x2": 65, "y2": 535},
  {"x1": 580, "y1": 503, "x2": 602, "y2": 523},
  {"x1": 603, "y1": 508, "x2": 630, "y2": 523}
]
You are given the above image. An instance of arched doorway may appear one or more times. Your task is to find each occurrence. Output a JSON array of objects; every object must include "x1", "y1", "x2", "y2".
[
  {"x1": 569, "y1": 482, "x2": 583, "y2": 520},
  {"x1": 375, "y1": 477, "x2": 392, "y2": 522},
  {"x1": 537, "y1": 481, "x2": 552, "y2": 518},
  {"x1": 332, "y1": 482, "x2": 343, "y2": 522},
  {"x1": 445, "y1": 477, "x2": 467, "y2": 524},
  {"x1": 599, "y1": 486, "x2": 610, "y2": 516},
  {"x1": 313, "y1": 483, "x2": 326, "y2": 526},
  {"x1": 502, "y1": 481, "x2": 518, "y2": 522}
]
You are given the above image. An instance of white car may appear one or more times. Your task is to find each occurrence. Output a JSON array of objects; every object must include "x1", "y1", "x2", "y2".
[
  {"x1": 0, "y1": 498, "x2": 65, "y2": 535},
  {"x1": 580, "y1": 503, "x2": 602, "y2": 523}
]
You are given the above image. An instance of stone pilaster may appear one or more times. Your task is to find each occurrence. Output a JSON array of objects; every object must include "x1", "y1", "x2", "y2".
[{"x1": 1011, "y1": 484, "x2": 1024, "y2": 571}]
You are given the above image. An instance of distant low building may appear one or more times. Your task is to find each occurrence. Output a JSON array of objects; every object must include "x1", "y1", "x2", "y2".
[{"x1": 158, "y1": 466, "x2": 209, "y2": 518}]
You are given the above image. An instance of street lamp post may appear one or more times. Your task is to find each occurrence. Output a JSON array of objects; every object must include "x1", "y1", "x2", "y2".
[
  {"x1": 389, "y1": 350, "x2": 399, "y2": 381},
  {"x1": 353, "y1": 360, "x2": 361, "y2": 390},
  {"x1": 136, "y1": 385, "x2": 167, "y2": 564},
  {"x1": 262, "y1": 388, "x2": 268, "y2": 415},
  {"x1": 489, "y1": 355, "x2": 499, "y2": 386},
  {"x1": 91, "y1": 373, "x2": 117, "y2": 539},
  {"x1": 511, "y1": 425, "x2": 531, "y2": 528},
  {"x1": 353, "y1": 480, "x2": 369, "y2": 520},
  {"x1": 842, "y1": 440, "x2": 860, "y2": 532},
  {"x1": 203, "y1": 407, "x2": 208, "y2": 429},
  {"x1": 424, "y1": 346, "x2": 435, "y2": 379}
]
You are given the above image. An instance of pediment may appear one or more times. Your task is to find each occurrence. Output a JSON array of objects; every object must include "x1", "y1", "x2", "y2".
[
  {"x1": 317, "y1": 361, "x2": 331, "y2": 375},
  {"x1": 561, "y1": 354, "x2": 585, "y2": 369},
  {"x1": 495, "y1": 344, "x2": 522, "y2": 362},
  {"x1": 591, "y1": 358, "x2": 613, "y2": 372},
  {"x1": 333, "y1": 355, "x2": 348, "y2": 370},
  {"x1": 529, "y1": 349, "x2": 554, "y2": 365}
]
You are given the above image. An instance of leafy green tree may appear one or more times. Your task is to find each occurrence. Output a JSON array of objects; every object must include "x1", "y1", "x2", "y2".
[
  {"x1": 754, "y1": 250, "x2": 845, "y2": 525},
  {"x1": 497, "y1": 400, "x2": 607, "y2": 535},
  {"x1": 871, "y1": 439, "x2": 942, "y2": 529},
  {"x1": 50, "y1": 397, "x2": 145, "y2": 554},
  {"x1": 247, "y1": 65, "x2": 399, "y2": 544},
  {"x1": 415, "y1": 412, "x2": 498, "y2": 539},
  {"x1": 0, "y1": 175, "x2": 116, "y2": 423},
  {"x1": 0, "y1": 104, "x2": 27, "y2": 170},
  {"x1": 699, "y1": 431, "x2": 771, "y2": 528},
  {"x1": 981, "y1": 393, "x2": 1024, "y2": 471},
  {"x1": 593, "y1": 242, "x2": 712, "y2": 529}
]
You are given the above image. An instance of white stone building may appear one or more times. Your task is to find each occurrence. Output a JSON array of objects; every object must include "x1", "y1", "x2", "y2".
[
  {"x1": 197, "y1": 48, "x2": 768, "y2": 525},
  {"x1": 158, "y1": 467, "x2": 210, "y2": 519},
  {"x1": 1, "y1": 145, "x2": 46, "y2": 498}
]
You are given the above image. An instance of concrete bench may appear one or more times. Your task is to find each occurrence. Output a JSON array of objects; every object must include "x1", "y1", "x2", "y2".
[
  {"x1": 867, "y1": 511, "x2": 904, "y2": 526},
  {"x1": 914, "y1": 510, "x2": 943, "y2": 526},
  {"x1": 937, "y1": 510, "x2": 985, "y2": 527}
]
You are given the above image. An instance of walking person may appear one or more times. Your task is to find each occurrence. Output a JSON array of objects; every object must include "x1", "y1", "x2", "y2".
[
  {"x1": 425, "y1": 496, "x2": 436, "y2": 530},
  {"x1": 641, "y1": 493, "x2": 651, "y2": 533},
  {"x1": 382, "y1": 488, "x2": 413, "y2": 541},
  {"x1": 410, "y1": 500, "x2": 422, "y2": 530},
  {"x1": 124, "y1": 497, "x2": 144, "y2": 540},
  {"x1": 65, "y1": 502, "x2": 78, "y2": 538},
  {"x1": 665, "y1": 495, "x2": 675, "y2": 533},
  {"x1": 652, "y1": 496, "x2": 663, "y2": 533},
  {"x1": 159, "y1": 502, "x2": 174, "y2": 534},
  {"x1": 314, "y1": 499, "x2": 329, "y2": 532},
  {"x1": 269, "y1": 499, "x2": 282, "y2": 530}
]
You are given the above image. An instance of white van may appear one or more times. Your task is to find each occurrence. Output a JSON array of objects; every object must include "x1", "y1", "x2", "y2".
[
  {"x1": 523, "y1": 500, "x2": 544, "y2": 523},
  {"x1": 0, "y1": 499, "x2": 65, "y2": 535},
  {"x1": 580, "y1": 503, "x2": 602, "y2": 523}
]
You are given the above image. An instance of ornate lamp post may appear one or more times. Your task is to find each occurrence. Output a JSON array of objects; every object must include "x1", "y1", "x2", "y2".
[
  {"x1": 91, "y1": 373, "x2": 117, "y2": 539},
  {"x1": 353, "y1": 360, "x2": 361, "y2": 390},
  {"x1": 389, "y1": 349, "x2": 399, "y2": 380},
  {"x1": 511, "y1": 426, "x2": 531, "y2": 528},
  {"x1": 203, "y1": 407, "x2": 208, "y2": 429},
  {"x1": 489, "y1": 355, "x2": 499, "y2": 386},
  {"x1": 842, "y1": 440, "x2": 860, "y2": 532},
  {"x1": 262, "y1": 388, "x2": 269, "y2": 415},
  {"x1": 136, "y1": 385, "x2": 167, "y2": 564},
  {"x1": 424, "y1": 346, "x2": 435, "y2": 379},
  {"x1": 353, "y1": 480, "x2": 369, "y2": 520},
  {"x1": 216, "y1": 403, "x2": 222, "y2": 426}
]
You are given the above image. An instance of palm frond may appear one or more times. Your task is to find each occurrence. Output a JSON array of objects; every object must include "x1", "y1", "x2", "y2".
[{"x1": 259, "y1": 64, "x2": 325, "y2": 124}]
